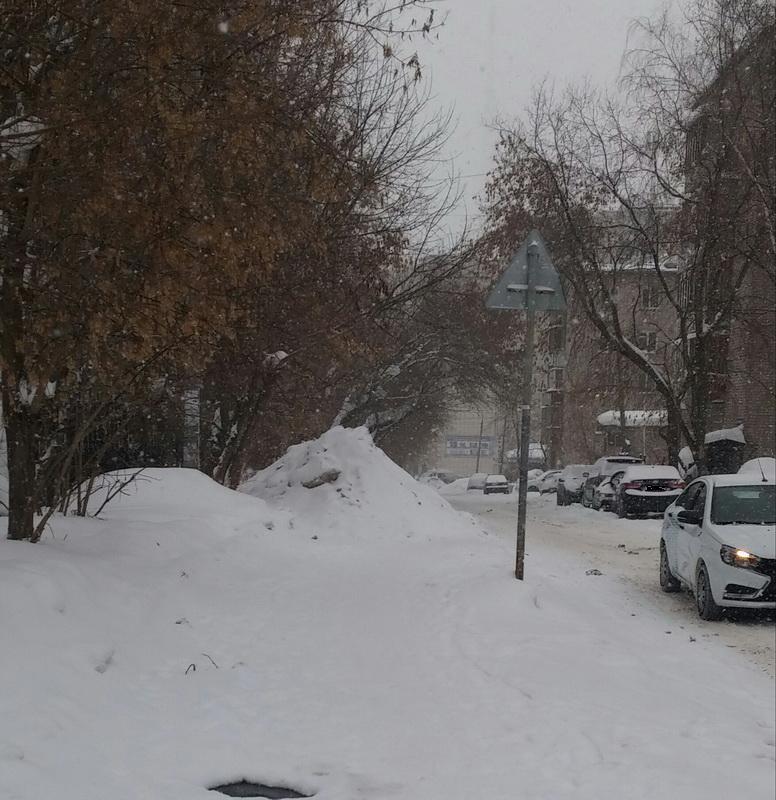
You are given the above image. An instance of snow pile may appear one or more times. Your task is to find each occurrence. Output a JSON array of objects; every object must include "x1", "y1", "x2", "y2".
[
  {"x1": 77, "y1": 467, "x2": 272, "y2": 523},
  {"x1": 705, "y1": 424, "x2": 746, "y2": 444},
  {"x1": 437, "y1": 476, "x2": 470, "y2": 495},
  {"x1": 241, "y1": 425, "x2": 474, "y2": 539}
]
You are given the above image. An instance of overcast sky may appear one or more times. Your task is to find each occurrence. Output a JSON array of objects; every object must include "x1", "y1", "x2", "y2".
[{"x1": 415, "y1": 0, "x2": 666, "y2": 235}]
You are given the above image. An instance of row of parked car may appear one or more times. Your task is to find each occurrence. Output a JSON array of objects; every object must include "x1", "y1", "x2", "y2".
[
  {"x1": 528, "y1": 455, "x2": 687, "y2": 518},
  {"x1": 534, "y1": 455, "x2": 775, "y2": 619}
]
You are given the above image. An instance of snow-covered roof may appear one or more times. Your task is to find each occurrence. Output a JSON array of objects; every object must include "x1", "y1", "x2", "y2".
[
  {"x1": 704, "y1": 424, "x2": 746, "y2": 445},
  {"x1": 597, "y1": 410, "x2": 667, "y2": 428}
]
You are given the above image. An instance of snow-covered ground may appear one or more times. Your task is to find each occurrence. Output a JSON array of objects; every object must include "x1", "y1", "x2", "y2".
[
  {"x1": 447, "y1": 489, "x2": 776, "y2": 677},
  {"x1": 0, "y1": 428, "x2": 773, "y2": 800}
]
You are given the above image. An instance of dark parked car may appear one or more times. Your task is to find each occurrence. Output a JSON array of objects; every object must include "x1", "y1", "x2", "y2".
[
  {"x1": 556, "y1": 464, "x2": 593, "y2": 506},
  {"x1": 614, "y1": 465, "x2": 685, "y2": 517},
  {"x1": 581, "y1": 455, "x2": 643, "y2": 507},
  {"x1": 484, "y1": 474, "x2": 510, "y2": 495}
]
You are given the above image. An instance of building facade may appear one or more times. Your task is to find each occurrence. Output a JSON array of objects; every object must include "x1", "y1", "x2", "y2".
[
  {"x1": 541, "y1": 267, "x2": 678, "y2": 466},
  {"x1": 682, "y1": 24, "x2": 775, "y2": 457}
]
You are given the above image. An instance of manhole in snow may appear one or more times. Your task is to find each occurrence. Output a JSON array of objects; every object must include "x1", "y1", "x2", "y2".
[{"x1": 209, "y1": 781, "x2": 311, "y2": 798}]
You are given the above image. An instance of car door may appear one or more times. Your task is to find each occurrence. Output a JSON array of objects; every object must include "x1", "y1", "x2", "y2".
[
  {"x1": 664, "y1": 482, "x2": 700, "y2": 579},
  {"x1": 674, "y1": 482, "x2": 707, "y2": 583}
]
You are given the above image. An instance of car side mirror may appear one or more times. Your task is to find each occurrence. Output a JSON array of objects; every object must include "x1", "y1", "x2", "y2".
[{"x1": 677, "y1": 509, "x2": 702, "y2": 526}]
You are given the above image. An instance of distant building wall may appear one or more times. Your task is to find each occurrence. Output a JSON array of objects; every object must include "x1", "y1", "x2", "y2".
[
  {"x1": 421, "y1": 401, "x2": 516, "y2": 477},
  {"x1": 723, "y1": 266, "x2": 776, "y2": 456},
  {"x1": 557, "y1": 270, "x2": 676, "y2": 465}
]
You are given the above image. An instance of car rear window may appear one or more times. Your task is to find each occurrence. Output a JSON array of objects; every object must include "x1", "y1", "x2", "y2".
[
  {"x1": 600, "y1": 458, "x2": 642, "y2": 475},
  {"x1": 622, "y1": 466, "x2": 681, "y2": 481}
]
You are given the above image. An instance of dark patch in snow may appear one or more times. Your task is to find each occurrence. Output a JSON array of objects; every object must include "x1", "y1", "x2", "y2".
[
  {"x1": 585, "y1": 569, "x2": 603, "y2": 576},
  {"x1": 301, "y1": 469, "x2": 340, "y2": 489},
  {"x1": 94, "y1": 649, "x2": 115, "y2": 674},
  {"x1": 209, "y1": 780, "x2": 311, "y2": 798}
]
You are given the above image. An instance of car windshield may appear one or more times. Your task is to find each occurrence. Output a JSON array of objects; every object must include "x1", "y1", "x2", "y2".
[{"x1": 710, "y1": 484, "x2": 776, "y2": 525}]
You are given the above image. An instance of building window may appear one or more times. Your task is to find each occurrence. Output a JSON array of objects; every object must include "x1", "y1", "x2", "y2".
[
  {"x1": 547, "y1": 324, "x2": 565, "y2": 354},
  {"x1": 636, "y1": 369, "x2": 653, "y2": 392},
  {"x1": 642, "y1": 285, "x2": 662, "y2": 309},
  {"x1": 637, "y1": 331, "x2": 658, "y2": 353},
  {"x1": 686, "y1": 117, "x2": 707, "y2": 166},
  {"x1": 549, "y1": 367, "x2": 564, "y2": 391}
]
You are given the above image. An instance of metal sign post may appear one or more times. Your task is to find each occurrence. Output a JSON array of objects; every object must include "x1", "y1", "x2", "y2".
[
  {"x1": 513, "y1": 243, "x2": 538, "y2": 579},
  {"x1": 486, "y1": 231, "x2": 565, "y2": 580}
]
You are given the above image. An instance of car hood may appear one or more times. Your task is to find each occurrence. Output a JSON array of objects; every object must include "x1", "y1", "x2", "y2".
[{"x1": 710, "y1": 524, "x2": 776, "y2": 558}]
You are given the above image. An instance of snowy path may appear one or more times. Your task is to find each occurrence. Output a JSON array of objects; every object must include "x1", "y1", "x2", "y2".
[
  {"x1": 1, "y1": 450, "x2": 774, "y2": 800},
  {"x1": 447, "y1": 491, "x2": 776, "y2": 677}
]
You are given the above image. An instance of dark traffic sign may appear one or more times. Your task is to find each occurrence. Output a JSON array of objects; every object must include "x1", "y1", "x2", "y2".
[{"x1": 485, "y1": 230, "x2": 566, "y2": 312}]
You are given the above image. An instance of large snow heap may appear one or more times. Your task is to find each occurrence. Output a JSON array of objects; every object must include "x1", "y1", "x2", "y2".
[{"x1": 240, "y1": 425, "x2": 474, "y2": 540}]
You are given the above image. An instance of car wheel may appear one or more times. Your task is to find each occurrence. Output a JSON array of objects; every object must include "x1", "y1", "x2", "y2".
[
  {"x1": 695, "y1": 563, "x2": 723, "y2": 620},
  {"x1": 659, "y1": 542, "x2": 681, "y2": 593}
]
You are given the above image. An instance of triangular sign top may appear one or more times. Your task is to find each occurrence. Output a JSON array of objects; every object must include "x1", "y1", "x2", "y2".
[{"x1": 485, "y1": 229, "x2": 566, "y2": 312}]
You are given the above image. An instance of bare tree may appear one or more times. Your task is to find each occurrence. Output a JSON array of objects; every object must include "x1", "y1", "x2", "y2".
[{"x1": 480, "y1": 0, "x2": 774, "y2": 465}]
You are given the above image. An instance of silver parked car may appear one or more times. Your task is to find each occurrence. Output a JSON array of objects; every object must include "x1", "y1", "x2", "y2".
[{"x1": 556, "y1": 465, "x2": 593, "y2": 506}]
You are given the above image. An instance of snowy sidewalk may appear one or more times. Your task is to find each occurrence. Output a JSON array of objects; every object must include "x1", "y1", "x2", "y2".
[{"x1": 1, "y1": 430, "x2": 774, "y2": 799}]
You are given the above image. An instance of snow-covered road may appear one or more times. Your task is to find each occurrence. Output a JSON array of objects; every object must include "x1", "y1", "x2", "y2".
[{"x1": 447, "y1": 490, "x2": 776, "y2": 676}]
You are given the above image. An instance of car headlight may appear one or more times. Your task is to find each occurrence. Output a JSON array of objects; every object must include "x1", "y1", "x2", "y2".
[{"x1": 720, "y1": 544, "x2": 762, "y2": 569}]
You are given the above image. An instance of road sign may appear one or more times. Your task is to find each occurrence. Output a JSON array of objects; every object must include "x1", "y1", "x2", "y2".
[
  {"x1": 485, "y1": 231, "x2": 565, "y2": 581},
  {"x1": 486, "y1": 230, "x2": 566, "y2": 312}
]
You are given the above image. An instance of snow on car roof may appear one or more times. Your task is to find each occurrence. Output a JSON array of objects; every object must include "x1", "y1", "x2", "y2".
[
  {"x1": 622, "y1": 465, "x2": 681, "y2": 480},
  {"x1": 485, "y1": 474, "x2": 508, "y2": 483},
  {"x1": 561, "y1": 464, "x2": 592, "y2": 476},
  {"x1": 739, "y1": 458, "x2": 776, "y2": 478},
  {"x1": 704, "y1": 473, "x2": 776, "y2": 487}
]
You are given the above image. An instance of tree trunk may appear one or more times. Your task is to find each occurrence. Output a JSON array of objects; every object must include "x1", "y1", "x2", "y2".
[
  {"x1": 664, "y1": 404, "x2": 682, "y2": 467},
  {"x1": 4, "y1": 402, "x2": 38, "y2": 540}
]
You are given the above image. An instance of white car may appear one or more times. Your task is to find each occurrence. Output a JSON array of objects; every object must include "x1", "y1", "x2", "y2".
[
  {"x1": 592, "y1": 475, "x2": 617, "y2": 511},
  {"x1": 556, "y1": 464, "x2": 593, "y2": 505},
  {"x1": 739, "y1": 457, "x2": 776, "y2": 479},
  {"x1": 660, "y1": 474, "x2": 776, "y2": 619},
  {"x1": 528, "y1": 469, "x2": 561, "y2": 494}
]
